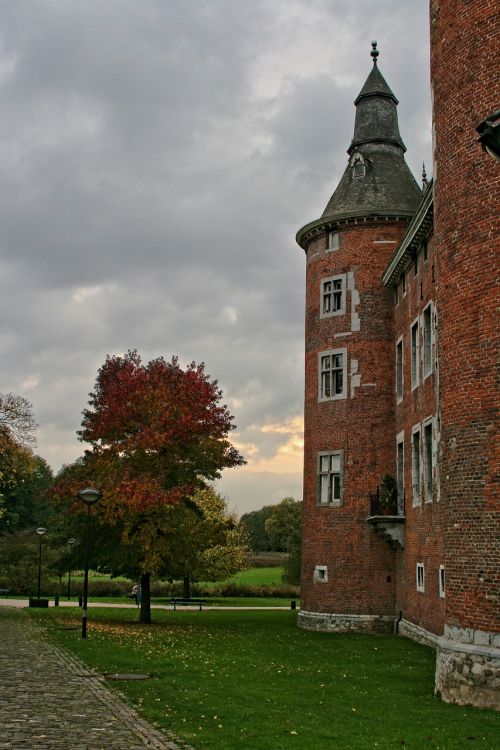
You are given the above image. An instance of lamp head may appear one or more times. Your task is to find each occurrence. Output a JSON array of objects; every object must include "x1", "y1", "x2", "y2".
[
  {"x1": 77, "y1": 487, "x2": 101, "y2": 506},
  {"x1": 35, "y1": 527, "x2": 47, "y2": 537}
]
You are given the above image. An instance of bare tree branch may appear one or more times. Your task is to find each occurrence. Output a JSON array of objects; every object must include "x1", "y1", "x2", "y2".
[{"x1": 0, "y1": 393, "x2": 37, "y2": 447}]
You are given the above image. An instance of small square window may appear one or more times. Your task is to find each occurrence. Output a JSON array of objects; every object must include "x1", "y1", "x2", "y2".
[
  {"x1": 327, "y1": 231, "x2": 340, "y2": 251},
  {"x1": 439, "y1": 565, "x2": 445, "y2": 598},
  {"x1": 314, "y1": 565, "x2": 328, "y2": 583},
  {"x1": 416, "y1": 563, "x2": 425, "y2": 592}
]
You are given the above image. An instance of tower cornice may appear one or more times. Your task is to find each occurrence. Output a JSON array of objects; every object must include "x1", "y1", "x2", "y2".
[{"x1": 296, "y1": 209, "x2": 415, "y2": 251}]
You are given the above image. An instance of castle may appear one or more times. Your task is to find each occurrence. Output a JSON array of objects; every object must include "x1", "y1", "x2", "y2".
[{"x1": 296, "y1": 1, "x2": 499, "y2": 710}]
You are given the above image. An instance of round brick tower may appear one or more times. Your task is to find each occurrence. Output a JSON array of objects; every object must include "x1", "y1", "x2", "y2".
[{"x1": 297, "y1": 45, "x2": 422, "y2": 633}]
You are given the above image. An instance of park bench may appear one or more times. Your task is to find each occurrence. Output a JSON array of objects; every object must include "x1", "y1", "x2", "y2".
[
  {"x1": 170, "y1": 597, "x2": 206, "y2": 611},
  {"x1": 0, "y1": 588, "x2": 9, "y2": 597}
]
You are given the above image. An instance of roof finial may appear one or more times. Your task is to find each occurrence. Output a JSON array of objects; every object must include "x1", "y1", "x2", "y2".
[
  {"x1": 422, "y1": 162, "x2": 429, "y2": 190},
  {"x1": 370, "y1": 40, "x2": 379, "y2": 65}
]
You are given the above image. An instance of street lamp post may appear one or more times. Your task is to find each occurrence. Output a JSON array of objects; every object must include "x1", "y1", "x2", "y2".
[
  {"x1": 77, "y1": 488, "x2": 101, "y2": 640},
  {"x1": 35, "y1": 527, "x2": 47, "y2": 599},
  {"x1": 67, "y1": 537, "x2": 77, "y2": 601}
]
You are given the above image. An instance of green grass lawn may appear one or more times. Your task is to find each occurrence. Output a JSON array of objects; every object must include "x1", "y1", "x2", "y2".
[
  {"x1": 224, "y1": 566, "x2": 285, "y2": 586},
  {"x1": 28, "y1": 607, "x2": 498, "y2": 750}
]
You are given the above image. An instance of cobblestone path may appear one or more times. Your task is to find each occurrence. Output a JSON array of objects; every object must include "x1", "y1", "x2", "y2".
[{"x1": 0, "y1": 607, "x2": 193, "y2": 749}]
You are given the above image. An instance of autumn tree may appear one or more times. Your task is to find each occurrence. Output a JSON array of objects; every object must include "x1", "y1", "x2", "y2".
[
  {"x1": 55, "y1": 350, "x2": 245, "y2": 623},
  {"x1": 159, "y1": 486, "x2": 249, "y2": 597}
]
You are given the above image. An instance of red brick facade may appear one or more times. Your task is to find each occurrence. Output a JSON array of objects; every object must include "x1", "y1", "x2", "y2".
[
  {"x1": 296, "y1": 3, "x2": 499, "y2": 708},
  {"x1": 430, "y1": 0, "x2": 499, "y2": 636}
]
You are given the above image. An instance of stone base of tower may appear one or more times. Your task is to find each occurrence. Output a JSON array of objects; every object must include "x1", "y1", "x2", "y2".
[
  {"x1": 435, "y1": 627, "x2": 500, "y2": 711},
  {"x1": 298, "y1": 610, "x2": 395, "y2": 635}
]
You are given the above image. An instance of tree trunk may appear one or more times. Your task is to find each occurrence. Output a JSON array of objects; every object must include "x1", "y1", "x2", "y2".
[
  {"x1": 183, "y1": 575, "x2": 191, "y2": 599},
  {"x1": 139, "y1": 572, "x2": 152, "y2": 624}
]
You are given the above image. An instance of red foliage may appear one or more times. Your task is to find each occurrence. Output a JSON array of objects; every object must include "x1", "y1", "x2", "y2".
[{"x1": 75, "y1": 351, "x2": 244, "y2": 517}]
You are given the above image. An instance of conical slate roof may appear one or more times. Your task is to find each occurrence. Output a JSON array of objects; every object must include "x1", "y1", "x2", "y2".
[
  {"x1": 321, "y1": 47, "x2": 420, "y2": 220},
  {"x1": 296, "y1": 44, "x2": 421, "y2": 247}
]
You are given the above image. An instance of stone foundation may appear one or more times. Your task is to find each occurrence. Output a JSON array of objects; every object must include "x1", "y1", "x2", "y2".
[
  {"x1": 298, "y1": 610, "x2": 395, "y2": 634},
  {"x1": 398, "y1": 619, "x2": 439, "y2": 648},
  {"x1": 435, "y1": 626, "x2": 500, "y2": 711}
]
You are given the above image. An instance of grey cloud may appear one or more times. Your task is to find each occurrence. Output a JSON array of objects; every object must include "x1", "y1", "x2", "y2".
[{"x1": 0, "y1": 0, "x2": 431, "y2": 515}]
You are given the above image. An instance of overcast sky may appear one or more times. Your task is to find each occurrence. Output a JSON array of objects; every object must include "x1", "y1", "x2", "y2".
[{"x1": 0, "y1": 0, "x2": 431, "y2": 515}]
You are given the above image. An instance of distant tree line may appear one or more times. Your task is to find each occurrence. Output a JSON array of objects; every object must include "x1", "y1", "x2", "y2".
[{"x1": 239, "y1": 497, "x2": 302, "y2": 584}]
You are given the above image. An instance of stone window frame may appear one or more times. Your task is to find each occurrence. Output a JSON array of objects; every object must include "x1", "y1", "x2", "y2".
[
  {"x1": 411, "y1": 423, "x2": 422, "y2": 507},
  {"x1": 396, "y1": 335, "x2": 404, "y2": 403},
  {"x1": 320, "y1": 274, "x2": 346, "y2": 319},
  {"x1": 396, "y1": 431, "x2": 405, "y2": 509},
  {"x1": 416, "y1": 562, "x2": 425, "y2": 593},
  {"x1": 410, "y1": 315, "x2": 420, "y2": 390},
  {"x1": 317, "y1": 450, "x2": 344, "y2": 507},
  {"x1": 318, "y1": 348, "x2": 347, "y2": 402},
  {"x1": 423, "y1": 416, "x2": 434, "y2": 503},
  {"x1": 439, "y1": 565, "x2": 445, "y2": 598},
  {"x1": 314, "y1": 565, "x2": 328, "y2": 583},
  {"x1": 327, "y1": 231, "x2": 340, "y2": 252},
  {"x1": 423, "y1": 301, "x2": 433, "y2": 380}
]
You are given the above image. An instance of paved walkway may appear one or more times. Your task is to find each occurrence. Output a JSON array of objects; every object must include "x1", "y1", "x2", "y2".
[
  {"x1": 0, "y1": 597, "x2": 293, "y2": 611},
  {"x1": 0, "y1": 607, "x2": 193, "y2": 750}
]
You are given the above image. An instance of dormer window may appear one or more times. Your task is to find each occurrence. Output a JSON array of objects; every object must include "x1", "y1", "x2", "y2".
[{"x1": 350, "y1": 151, "x2": 366, "y2": 178}]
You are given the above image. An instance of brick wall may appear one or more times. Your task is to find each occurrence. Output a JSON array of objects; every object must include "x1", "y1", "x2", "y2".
[
  {"x1": 430, "y1": 0, "x2": 499, "y2": 634},
  {"x1": 393, "y1": 233, "x2": 445, "y2": 635}
]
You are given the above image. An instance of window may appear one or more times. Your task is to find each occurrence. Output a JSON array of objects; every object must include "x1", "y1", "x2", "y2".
[
  {"x1": 350, "y1": 151, "x2": 366, "y2": 178},
  {"x1": 412, "y1": 427, "x2": 421, "y2": 507},
  {"x1": 411, "y1": 318, "x2": 419, "y2": 389},
  {"x1": 318, "y1": 349, "x2": 346, "y2": 400},
  {"x1": 423, "y1": 240, "x2": 428, "y2": 263},
  {"x1": 317, "y1": 451, "x2": 343, "y2": 506},
  {"x1": 423, "y1": 303, "x2": 432, "y2": 378},
  {"x1": 402, "y1": 273, "x2": 406, "y2": 296},
  {"x1": 314, "y1": 565, "x2": 328, "y2": 583},
  {"x1": 414, "y1": 252, "x2": 419, "y2": 278},
  {"x1": 396, "y1": 338, "x2": 403, "y2": 402},
  {"x1": 423, "y1": 420, "x2": 433, "y2": 502},
  {"x1": 416, "y1": 563, "x2": 425, "y2": 592},
  {"x1": 320, "y1": 275, "x2": 345, "y2": 318},
  {"x1": 353, "y1": 161, "x2": 365, "y2": 177},
  {"x1": 396, "y1": 435, "x2": 404, "y2": 509},
  {"x1": 327, "y1": 231, "x2": 340, "y2": 251},
  {"x1": 439, "y1": 565, "x2": 445, "y2": 598}
]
